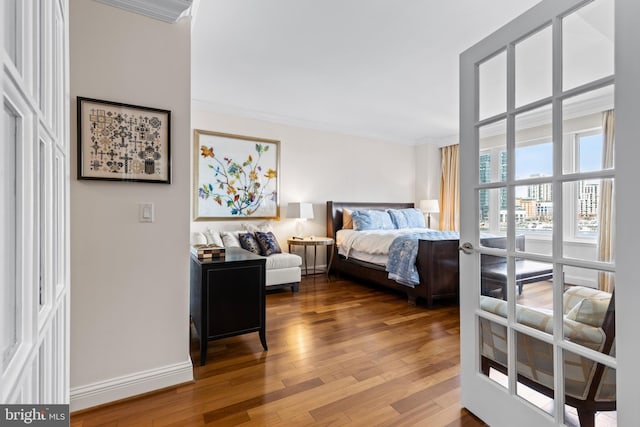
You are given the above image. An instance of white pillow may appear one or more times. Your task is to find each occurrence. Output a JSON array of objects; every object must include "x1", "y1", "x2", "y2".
[
  {"x1": 220, "y1": 231, "x2": 242, "y2": 248},
  {"x1": 204, "y1": 227, "x2": 224, "y2": 247},
  {"x1": 190, "y1": 232, "x2": 207, "y2": 246},
  {"x1": 242, "y1": 221, "x2": 274, "y2": 233}
]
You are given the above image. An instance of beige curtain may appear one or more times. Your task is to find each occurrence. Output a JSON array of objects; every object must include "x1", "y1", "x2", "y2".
[
  {"x1": 597, "y1": 110, "x2": 615, "y2": 292},
  {"x1": 440, "y1": 144, "x2": 460, "y2": 231}
]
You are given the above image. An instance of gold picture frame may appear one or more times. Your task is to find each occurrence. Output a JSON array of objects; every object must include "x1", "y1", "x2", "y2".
[{"x1": 193, "y1": 129, "x2": 280, "y2": 220}]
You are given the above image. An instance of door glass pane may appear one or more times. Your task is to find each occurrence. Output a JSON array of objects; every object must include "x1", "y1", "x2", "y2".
[
  {"x1": 563, "y1": 349, "x2": 616, "y2": 426},
  {"x1": 479, "y1": 120, "x2": 507, "y2": 184},
  {"x1": 563, "y1": 0, "x2": 614, "y2": 90},
  {"x1": 516, "y1": 26, "x2": 552, "y2": 108},
  {"x1": 514, "y1": 256, "x2": 554, "y2": 312},
  {"x1": 562, "y1": 85, "x2": 614, "y2": 174},
  {"x1": 562, "y1": 179, "x2": 614, "y2": 260},
  {"x1": 479, "y1": 188, "x2": 507, "y2": 238},
  {"x1": 2, "y1": 103, "x2": 19, "y2": 372},
  {"x1": 479, "y1": 318, "x2": 509, "y2": 391},
  {"x1": 4, "y1": 0, "x2": 18, "y2": 67},
  {"x1": 515, "y1": 104, "x2": 553, "y2": 180},
  {"x1": 480, "y1": 254, "x2": 507, "y2": 301},
  {"x1": 515, "y1": 184, "x2": 553, "y2": 256},
  {"x1": 479, "y1": 51, "x2": 506, "y2": 120},
  {"x1": 516, "y1": 332, "x2": 555, "y2": 416},
  {"x1": 562, "y1": 269, "x2": 615, "y2": 356}
]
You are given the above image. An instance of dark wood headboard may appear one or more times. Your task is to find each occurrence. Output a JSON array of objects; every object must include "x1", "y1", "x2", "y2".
[{"x1": 326, "y1": 201, "x2": 414, "y2": 239}]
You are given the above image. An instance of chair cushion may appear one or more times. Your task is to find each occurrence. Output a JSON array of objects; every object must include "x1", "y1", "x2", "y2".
[
  {"x1": 265, "y1": 253, "x2": 301, "y2": 270},
  {"x1": 566, "y1": 297, "x2": 610, "y2": 327}
]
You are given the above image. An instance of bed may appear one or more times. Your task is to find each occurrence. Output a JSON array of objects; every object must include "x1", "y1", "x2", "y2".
[{"x1": 326, "y1": 201, "x2": 461, "y2": 307}]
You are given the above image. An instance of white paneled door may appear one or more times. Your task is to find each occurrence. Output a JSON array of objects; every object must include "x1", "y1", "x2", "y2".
[
  {"x1": 1, "y1": 0, "x2": 70, "y2": 404},
  {"x1": 458, "y1": 0, "x2": 629, "y2": 426}
]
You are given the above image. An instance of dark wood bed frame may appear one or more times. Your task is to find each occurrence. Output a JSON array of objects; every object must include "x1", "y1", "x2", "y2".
[{"x1": 326, "y1": 201, "x2": 461, "y2": 307}]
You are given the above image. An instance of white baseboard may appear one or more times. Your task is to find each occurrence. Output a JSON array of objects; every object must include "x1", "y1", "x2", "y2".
[{"x1": 70, "y1": 359, "x2": 193, "y2": 412}]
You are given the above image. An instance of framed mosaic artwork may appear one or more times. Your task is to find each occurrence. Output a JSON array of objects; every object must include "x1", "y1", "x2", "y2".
[
  {"x1": 77, "y1": 97, "x2": 171, "y2": 183},
  {"x1": 194, "y1": 129, "x2": 280, "y2": 220}
]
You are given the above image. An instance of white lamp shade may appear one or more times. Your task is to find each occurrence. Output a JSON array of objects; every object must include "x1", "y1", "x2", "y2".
[
  {"x1": 419, "y1": 199, "x2": 440, "y2": 213},
  {"x1": 287, "y1": 202, "x2": 314, "y2": 219}
]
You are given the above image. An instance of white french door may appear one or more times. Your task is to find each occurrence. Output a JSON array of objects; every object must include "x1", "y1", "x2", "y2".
[
  {"x1": 1, "y1": 0, "x2": 70, "y2": 404},
  {"x1": 458, "y1": 0, "x2": 629, "y2": 426}
]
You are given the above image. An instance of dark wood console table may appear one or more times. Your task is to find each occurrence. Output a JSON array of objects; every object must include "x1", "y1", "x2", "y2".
[{"x1": 190, "y1": 247, "x2": 267, "y2": 365}]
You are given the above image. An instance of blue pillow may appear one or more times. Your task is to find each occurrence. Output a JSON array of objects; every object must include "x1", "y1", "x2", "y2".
[
  {"x1": 238, "y1": 232, "x2": 261, "y2": 254},
  {"x1": 387, "y1": 209, "x2": 408, "y2": 229},
  {"x1": 255, "y1": 231, "x2": 282, "y2": 256},
  {"x1": 388, "y1": 208, "x2": 426, "y2": 229},
  {"x1": 351, "y1": 209, "x2": 395, "y2": 231}
]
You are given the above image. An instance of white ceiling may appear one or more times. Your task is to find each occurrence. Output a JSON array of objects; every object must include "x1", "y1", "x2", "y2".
[{"x1": 191, "y1": 1, "x2": 543, "y2": 144}]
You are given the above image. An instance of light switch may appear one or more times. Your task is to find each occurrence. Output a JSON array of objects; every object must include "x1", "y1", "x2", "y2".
[{"x1": 139, "y1": 203, "x2": 154, "y2": 223}]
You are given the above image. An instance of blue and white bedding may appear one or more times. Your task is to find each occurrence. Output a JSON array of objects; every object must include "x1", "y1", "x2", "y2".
[
  {"x1": 336, "y1": 228, "x2": 461, "y2": 287},
  {"x1": 386, "y1": 231, "x2": 460, "y2": 287}
]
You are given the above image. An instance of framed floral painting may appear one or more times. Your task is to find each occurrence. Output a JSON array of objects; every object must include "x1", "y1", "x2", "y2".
[
  {"x1": 193, "y1": 130, "x2": 280, "y2": 220},
  {"x1": 77, "y1": 97, "x2": 171, "y2": 183}
]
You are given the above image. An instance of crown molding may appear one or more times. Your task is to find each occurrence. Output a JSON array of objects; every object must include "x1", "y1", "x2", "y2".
[
  {"x1": 191, "y1": 98, "x2": 420, "y2": 145},
  {"x1": 94, "y1": 0, "x2": 193, "y2": 23}
]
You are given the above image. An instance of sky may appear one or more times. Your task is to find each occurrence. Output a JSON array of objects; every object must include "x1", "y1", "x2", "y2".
[{"x1": 515, "y1": 133, "x2": 602, "y2": 179}]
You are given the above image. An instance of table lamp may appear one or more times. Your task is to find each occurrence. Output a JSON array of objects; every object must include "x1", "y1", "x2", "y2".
[{"x1": 419, "y1": 199, "x2": 439, "y2": 229}]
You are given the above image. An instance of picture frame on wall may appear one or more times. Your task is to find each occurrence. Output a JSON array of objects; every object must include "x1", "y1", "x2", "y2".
[
  {"x1": 77, "y1": 97, "x2": 171, "y2": 183},
  {"x1": 194, "y1": 129, "x2": 280, "y2": 220}
]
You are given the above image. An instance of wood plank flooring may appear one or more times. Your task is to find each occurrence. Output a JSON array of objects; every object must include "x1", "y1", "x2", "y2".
[{"x1": 71, "y1": 275, "x2": 486, "y2": 426}]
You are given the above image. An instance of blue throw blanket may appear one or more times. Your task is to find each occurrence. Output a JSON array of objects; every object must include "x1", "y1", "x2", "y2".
[{"x1": 386, "y1": 231, "x2": 460, "y2": 287}]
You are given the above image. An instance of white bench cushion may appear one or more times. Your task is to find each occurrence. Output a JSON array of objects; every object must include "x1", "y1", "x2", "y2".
[{"x1": 265, "y1": 253, "x2": 301, "y2": 270}]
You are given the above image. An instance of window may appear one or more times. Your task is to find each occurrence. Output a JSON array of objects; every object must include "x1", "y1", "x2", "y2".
[{"x1": 479, "y1": 131, "x2": 603, "y2": 240}]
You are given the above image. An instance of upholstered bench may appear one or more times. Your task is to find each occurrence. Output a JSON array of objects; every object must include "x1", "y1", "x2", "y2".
[{"x1": 191, "y1": 231, "x2": 302, "y2": 292}]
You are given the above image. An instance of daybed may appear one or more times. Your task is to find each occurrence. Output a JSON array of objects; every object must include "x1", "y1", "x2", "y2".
[
  {"x1": 191, "y1": 230, "x2": 302, "y2": 292},
  {"x1": 326, "y1": 201, "x2": 460, "y2": 307}
]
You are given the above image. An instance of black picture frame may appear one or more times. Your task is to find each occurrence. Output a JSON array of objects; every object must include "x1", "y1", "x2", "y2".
[{"x1": 77, "y1": 97, "x2": 171, "y2": 183}]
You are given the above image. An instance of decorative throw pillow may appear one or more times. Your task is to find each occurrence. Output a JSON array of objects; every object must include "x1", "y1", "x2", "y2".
[
  {"x1": 220, "y1": 231, "x2": 242, "y2": 248},
  {"x1": 566, "y1": 297, "x2": 610, "y2": 327},
  {"x1": 342, "y1": 208, "x2": 354, "y2": 229},
  {"x1": 238, "y1": 232, "x2": 261, "y2": 254},
  {"x1": 205, "y1": 227, "x2": 224, "y2": 247},
  {"x1": 351, "y1": 209, "x2": 395, "y2": 231},
  {"x1": 255, "y1": 231, "x2": 282, "y2": 256}
]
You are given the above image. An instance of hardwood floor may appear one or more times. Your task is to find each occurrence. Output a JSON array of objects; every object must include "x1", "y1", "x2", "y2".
[{"x1": 71, "y1": 275, "x2": 485, "y2": 426}]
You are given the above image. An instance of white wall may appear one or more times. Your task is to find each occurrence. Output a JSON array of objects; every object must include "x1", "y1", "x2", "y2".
[
  {"x1": 69, "y1": 1, "x2": 192, "y2": 410},
  {"x1": 191, "y1": 106, "x2": 434, "y2": 264},
  {"x1": 415, "y1": 143, "x2": 441, "y2": 227}
]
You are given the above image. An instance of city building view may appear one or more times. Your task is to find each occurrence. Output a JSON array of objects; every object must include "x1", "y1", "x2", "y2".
[{"x1": 479, "y1": 133, "x2": 603, "y2": 238}]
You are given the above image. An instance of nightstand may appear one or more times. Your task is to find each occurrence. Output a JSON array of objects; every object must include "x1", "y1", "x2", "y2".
[{"x1": 287, "y1": 237, "x2": 334, "y2": 276}]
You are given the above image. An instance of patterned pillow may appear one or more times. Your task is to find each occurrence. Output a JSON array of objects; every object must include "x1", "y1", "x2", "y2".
[
  {"x1": 566, "y1": 297, "x2": 610, "y2": 327},
  {"x1": 351, "y1": 209, "x2": 395, "y2": 231},
  {"x1": 238, "y1": 232, "x2": 261, "y2": 254},
  {"x1": 255, "y1": 231, "x2": 282, "y2": 256}
]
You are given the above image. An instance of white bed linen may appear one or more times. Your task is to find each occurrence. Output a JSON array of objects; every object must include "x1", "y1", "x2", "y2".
[{"x1": 336, "y1": 228, "x2": 435, "y2": 260}]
